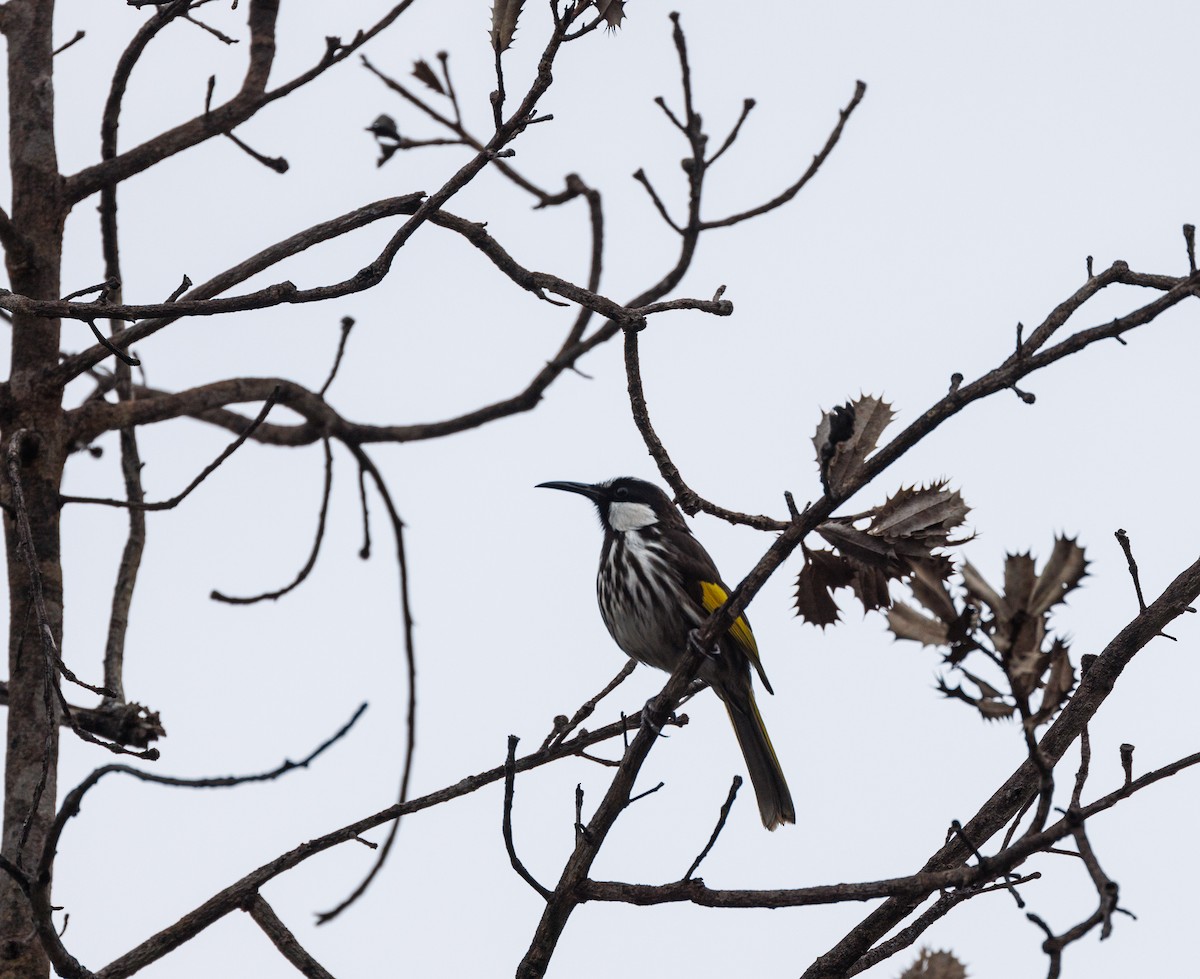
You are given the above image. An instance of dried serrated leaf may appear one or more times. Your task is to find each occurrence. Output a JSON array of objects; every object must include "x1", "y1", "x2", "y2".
[
  {"x1": 376, "y1": 142, "x2": 401, "y2": 168},
  {"x1": 490, "y1": 0, "x2": 525, "y2": 53},
  {"x1": 849, "y1": 561, "x2": 893, "y2": 613},
  {"x1": 1031, "y1": 640, "x2": 1075, "y2": 725},
  {"x1": 871, "y1": 483, "x2": 971, "y2": 545},
  {"x1": 957, "y1": 666, "x2": 1003, "y2": 701},
  {"x1": 595, "y1": 0, "x2": 625, "y2": 28},
  {"x1": 937, "y1": 677, "x2": 1014, "y2": 721},
  {"x1": 814, "y1": 395, "x2": 895, "y2": 496},
  {"x1": 1007, "y1": 643, "x2": 1048, "y2": 699},
  {"x1": 908, "y1": 557, "x2": 958, "y2": 623},
  {"x1": 977, "y1": 699, "x2": 1017, "y2": 721},
  {"x1": 1028, "y1": 536, "x2": 1088, "y2": 617},
  {"x1": 888, "y1": 602, "x2": 948, "y2": 647},
  {"x1": 1003, "y1": 553, "x2": 1037, "y2": 615},
  {"x1": 817, "y1": 519, "x2": 898, "y2": 566},
  {"x1": 412, "y1": 59, "x2": 445, "y2": 94},
  {"x1": 794, "y1": 548, "x2": 855, "y2": 627},
  {"x1": 813, "y1": 403, "x2": 854, "y2": 494},
  {"x1": 897, "y1": 946, "x2": 969, "y2": 979},
  {"x1": 366, "y1": 114, "x2": 400, "y2": 141},
  {"x1": 961, "y1": 560, "x2": 1008, "y2": 621}
]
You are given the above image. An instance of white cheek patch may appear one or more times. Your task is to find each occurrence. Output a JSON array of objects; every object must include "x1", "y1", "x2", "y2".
[{"x1": 607, "y1": 501, "x2": 659, "y2": 532}]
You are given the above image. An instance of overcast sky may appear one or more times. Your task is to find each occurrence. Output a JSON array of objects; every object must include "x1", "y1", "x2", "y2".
[{"x1": 14, "y1": 1, "x2": 1200, "y2": 976}]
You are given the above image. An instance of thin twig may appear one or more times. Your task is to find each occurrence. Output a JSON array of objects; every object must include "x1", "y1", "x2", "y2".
[
  {"x1": 632, "y1": 168, "x2": 682, "y2": 233},
  {"x1": 224, "y1": 130, "x2": 288, "y2": 173},
  {"x1": 683, "y1": 776, "x2": 741, "y2": 880},
  {"x1": 315, "y1": 444, "x2": 417, "y2": 925},
  {"x1": 541, "y1": 659, "x2": 636, "y2": 750},
  {"x1": 6, "y1": 433, "x2": 113, "y2": 698},
  {"x1": 707, "y1": 98, "x2": 755, "y2": 167},
  {"x1": 61, "y1": 389, "x2": 281, "y2": 510},
  {"x1": 319, "y1": 316, "x2": 355, "y2": 396},
  {"x1": 1114, "y1": 529, "x2": 1148, "y2": 612},
  {"x1": 211, "y1": 439, "x2": 334, "y2": 604},
  {"x1": 700, "y1": 80, "x2": 867, "y2": 230},
  {"x1": 503, "y1": 736, "x2": 552, "y2": 899},
  {"x1": 52, "y1": 29, "x2": 86, "y2": 56}
]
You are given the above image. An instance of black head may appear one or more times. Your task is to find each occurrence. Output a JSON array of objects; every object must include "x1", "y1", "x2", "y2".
[{"x1": 536, "y1": 477, "x2": 685, "y2": 534}]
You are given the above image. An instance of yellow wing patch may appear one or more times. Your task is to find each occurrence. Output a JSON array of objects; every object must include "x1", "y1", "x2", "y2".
[{"x1": 699, "y1": 580, "x2": 772, "y2": 692}]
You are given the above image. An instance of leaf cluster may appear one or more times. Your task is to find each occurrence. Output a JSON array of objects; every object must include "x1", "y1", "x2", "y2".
[
  {"x1": 796, "y1": 396, "x2": 971, "y2": 627},
  {"x1": 889, "y1": 536, "x2": 1087, "y2": 726}
]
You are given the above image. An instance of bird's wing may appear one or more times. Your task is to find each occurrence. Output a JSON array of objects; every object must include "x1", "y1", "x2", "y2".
[
  {"x1": 663, "y1": 526, "x2": 775, "y2": 695},
  {"x1": 697, "y1": 579, "x2": 774, "y2": 696}
]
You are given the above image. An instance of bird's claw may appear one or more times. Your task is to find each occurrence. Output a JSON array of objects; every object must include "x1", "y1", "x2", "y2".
[
  {"x1": 641, "y1": 697, "x2": 672, "y2": 738},
  {"x1": 688, "y1": 628, "x2": 719, "y2": 660}
]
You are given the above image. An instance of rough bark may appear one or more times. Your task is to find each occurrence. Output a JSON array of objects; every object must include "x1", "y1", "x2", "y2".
[{"x1": 1, "y1": 2, "x2": 66, "y2": 977}]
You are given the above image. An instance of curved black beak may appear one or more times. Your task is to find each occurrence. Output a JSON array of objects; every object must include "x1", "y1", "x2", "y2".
[{"x1": 536, "y1": 480, "x2": 604, "y2": 502}]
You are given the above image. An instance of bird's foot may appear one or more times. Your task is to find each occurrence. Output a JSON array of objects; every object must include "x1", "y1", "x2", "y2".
[
  {"x1": 688, "y1": 628, "x2": 720, "y2": 660},
  {"x1": 641, "y1": 697, "x2": 673, "y2": 738}
]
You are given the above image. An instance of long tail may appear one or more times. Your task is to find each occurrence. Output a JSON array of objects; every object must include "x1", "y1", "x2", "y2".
[{"x1": 723, "y1": 690, "x2": 795, "y2": 830}]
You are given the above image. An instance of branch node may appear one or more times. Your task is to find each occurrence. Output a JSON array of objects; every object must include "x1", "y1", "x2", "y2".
[
  {"x1": 1011, "y1": 383, "x2": 1036, "y2": 404},
  {"x1": 1120, "y1": 743, "x2": 1134, "y2": 785}
]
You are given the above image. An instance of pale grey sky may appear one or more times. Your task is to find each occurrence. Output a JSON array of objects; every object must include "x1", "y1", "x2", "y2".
[{"x1": 19, "y1": 1, "x2": 1200, "y2": 976}]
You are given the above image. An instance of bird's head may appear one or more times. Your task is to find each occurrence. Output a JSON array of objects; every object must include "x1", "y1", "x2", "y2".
[{"x1": 537, "y1": 477, "x2": 684, "y2": 534}]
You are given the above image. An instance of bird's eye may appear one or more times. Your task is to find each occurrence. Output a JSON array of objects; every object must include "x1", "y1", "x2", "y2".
[{"x1": 614, "y1": 486, "x2": 629, "y2": 499}]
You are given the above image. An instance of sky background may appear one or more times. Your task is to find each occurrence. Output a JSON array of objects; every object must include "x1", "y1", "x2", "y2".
[{"x1": 5, "y1": 1, "x2": 1199, "y2": 976}]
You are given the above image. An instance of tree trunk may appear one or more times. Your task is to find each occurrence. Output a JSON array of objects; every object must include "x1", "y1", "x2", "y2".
[{"x1": 1, "y1": 2, "x2": 66, "y2": 976}]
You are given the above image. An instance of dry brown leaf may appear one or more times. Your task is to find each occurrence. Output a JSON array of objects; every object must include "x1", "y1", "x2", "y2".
[
  {"x1": 897, "y1": 948, "x2": 969, "y2": 979},
  {"x1": 490, "y1": 0, "x2": 525, "y2": 52},
  {"x1": 794, "y1": 548, "x2": 855, "y2": 627},
  {"x1": 887, "y1": 602, "x2": 948, "y2": 647},
  {"x1": 848, "y1": 560, "x2": 893, "y2": 613},
  {"x1": 817, "y1": 519, "x2": 902, "y2": 569},
  {"x1": 366, "y1": 114, "x2": 400, "y2": 141},
  {"x1": 1031, "y1": 640, "x2": 1075, "y2": 724},
  {"x1": 1007, "y1": 643, "x2": 1048, "y2": 699},
  {"x1": 908, "y1": 557, "x2": 958, "y2": 622},
  {"x1": 977, "y1": 698, "x2": 1017, "y2": 721},
  {"x1": 411, "y1": 59, "x2": 445, "y2": 94},
  {"x1": 957, "y1": 666, "x2": 1004, "y2": 701},
  {"x1": 1003, "y1": 552, "x2": 1037, "y2": 615},
  {"x1": 1028, "y1": 536, "x2": 1088, "y2": 616},
  {"x1": 813, "y1": 395, "x2": 895, "y2": 496},
  {"x1": 961, "y1": 560, "x2": 1008, "y2": 621},
  {"x1": 937, "y1": 676, "x2": 1015, "y2": 721},
  {"x1": 869, "y1": 484, "x2": 972, "y2": 563},
  {"x1": 595, "y1": 0, "x2": 626, "y2": 28}
]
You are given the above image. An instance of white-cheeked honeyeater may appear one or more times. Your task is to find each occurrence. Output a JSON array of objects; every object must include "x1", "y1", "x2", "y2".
[{"x1": 538, "y1": 476, "x2": 795, "y2": 830}]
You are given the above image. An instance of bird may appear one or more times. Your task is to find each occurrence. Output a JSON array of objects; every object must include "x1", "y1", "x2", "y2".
[{"x1": 537, "y1": 476, "x2": 795, "y2": 830}]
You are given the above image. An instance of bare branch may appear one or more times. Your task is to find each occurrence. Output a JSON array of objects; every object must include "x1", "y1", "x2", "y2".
[
  {"x1": 210, "y1": 438, "x2": 333, "y2": 604},
  {"x1": 61, "y1": 389, "x2": 281, "y2": 510},
  {"x1": 56, "y1": 194, "x2": 426, "y2": 382},
  {"x1": 802, "y1": 553, "x2": 1200, "y2": 978},
  {"x1": 314, "y1": 444, "x2": 417, "y2": 924},
  {"x1": 700, "y1": 80, "x2": 867, "y2": 230},
  {"x1": 541, "y1": 659, "x2": 636, "y2": 751},
  {"x1": 6, "y1": 434, "x2": 112, "y2": 699},
  {"x1": 87, "y1": 709, "x2": 682, "y2": 978},
  {"x1": 0, "y1": 683, "x2": 163, "y2": 748},
  {"x1": 683, "y1": 776, "x2": 742, "y2": 881},
  {"x1": 503, "y1": 736, "x2": 553, "y2": 899},
  {"x1": 624, "y1": 325, "x2": 784, "y2": 529},
  {"x1": 243, "y1": 895, "x2": 334, "y2": 979},
  {"x1": 319, "y1": 317, "x2": 355, "y2": 397}
]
